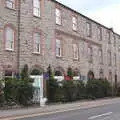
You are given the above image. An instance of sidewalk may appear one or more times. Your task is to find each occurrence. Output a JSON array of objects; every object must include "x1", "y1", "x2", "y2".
[{"x1": 0, "y1": 97, "x2": 120, "y2": 120}]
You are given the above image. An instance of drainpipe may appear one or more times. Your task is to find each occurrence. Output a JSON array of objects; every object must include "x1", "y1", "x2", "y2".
[{"x1": 17, "y1": 0, "x2": 21, "y2": 77}]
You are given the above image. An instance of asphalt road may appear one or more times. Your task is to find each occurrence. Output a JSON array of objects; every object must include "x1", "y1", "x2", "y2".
[{"x1": 18, "y1": 102, "x2": 120, "y2": 120}]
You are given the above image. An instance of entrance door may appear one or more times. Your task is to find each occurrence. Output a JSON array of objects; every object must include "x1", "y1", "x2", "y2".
[{"x1": 30, "y1": 75, "x2": 43, "y2": 104}]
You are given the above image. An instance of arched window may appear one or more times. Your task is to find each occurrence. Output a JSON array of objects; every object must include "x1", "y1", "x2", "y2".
[
  {"x1": 99, "y1": 69, "x2": 104, "y2": 79},
  {"x1": 55, "y1": 70, "x2": 62, "y2": 76},
  {"x1": 5, "y1": 26, "x2": 15, "y2": 51},
  {"x1": 88, "y1": 70, "x2": 94, "y2": 80},
  {"x1": 31, "y1": 68, "x2": 43, "y2": 75}
]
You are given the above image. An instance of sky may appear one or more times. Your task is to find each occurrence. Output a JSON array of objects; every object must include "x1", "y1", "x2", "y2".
[{"x1": 56, "y1": 0, "x2": 120, "y2": 34}]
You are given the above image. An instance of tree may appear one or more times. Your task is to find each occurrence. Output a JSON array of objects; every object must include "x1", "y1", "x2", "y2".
[
  {"x1": 17, "y1": 64, "x2": 34, "y2": 105},
  {"x1": 67, "y1": 67, "x2": 73, "y2": 80},
  {"x1": 47, "y1": 65, "x2": 58, "y2": 102}
]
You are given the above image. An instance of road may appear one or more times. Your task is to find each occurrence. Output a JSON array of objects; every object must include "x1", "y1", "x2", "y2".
[{"x1": 17, "y1": 102, "x2": 120, "y2": 120}]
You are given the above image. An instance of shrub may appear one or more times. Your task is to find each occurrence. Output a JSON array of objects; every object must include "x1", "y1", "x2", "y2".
[
  {"x1": 86, "y1": 79, "x2": 111, "y2": 99},
  {"x1": 4, "y1": 64, "x2": 34, "y2": 106},
  {"x1": 0, "y1": 80, "x2": 4, "y2": 106},
  {"x1": 75, "y1": 81, "x2": 86, "y2": 100},
  {"x1": 62, "y1": 80, "x2": 78, "y2": 102},
  {"x1": 4, "y1": 78, "x2": 18, "y2": 104}
]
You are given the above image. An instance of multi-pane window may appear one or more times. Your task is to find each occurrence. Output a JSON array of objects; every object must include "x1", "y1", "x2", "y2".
[
  {"x1": 72, "y1": 16, "x2": 77, "y2": 31},
  {"x1": 73, "y1": 44, "x2": 79, "y2": 60},
  {"x1": 108, "y1": 70, "x2": 112, "y2": 82},
  {"x1": 108, "y1": 51, "x2": 112, "y2": 66},
  {"x1": 56, "y1": 39, "x2": 62, "y2": 57},
  {"x1": 33, "y1": 0, "x2": 40, "y2": 17},
  {"x1": 88, "y1": 47, "x2": 93, "y2": 63},
  {"x1": 98, "y1": 27, "x2": 102, "y2": 41},
  {"x1": 56, "y1": 8, "x2": 62, "y2": 25},
  {"x1": 86, "y1": 22, "x2": 91, "y2": 37},
  {"x1": 114, "y1": 54, "x2": 117, "y2": 66},
  {"x1": 114, "y1": 35, "x2": 116, "y2": 47},
  {"x1": 99, "y1": 69, "x2": 104, "y2": 79},
  {"x1": 33, "y1": 33, "x2": 41, "y2": 53},
  {"x1": 99, "y1": 49, "x2": 103, "y2": 64},
  {"x1": 5, "y1": 26, "x2": 15, "y2": 50},
  {"x1": 107, "y1": 31, "x2": 111, "y2": 44},
  {"x1": 6, "y1": 0, "x2": 15, "y2": 9}
]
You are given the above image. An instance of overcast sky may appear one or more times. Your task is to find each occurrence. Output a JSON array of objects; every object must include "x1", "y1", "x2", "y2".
[{"x1": 56, "y1": 0, "x2": 120, "y2": 34}]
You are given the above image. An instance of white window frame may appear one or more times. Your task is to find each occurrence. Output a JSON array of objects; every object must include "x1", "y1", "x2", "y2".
[
  {"x1": 86, "y1": 22, "x2": 91, "y2": 37},
  {"x1": 108, "y1": 51, "x2": 112, "y2": 66},
  {"x1": 107, "y1": 31, "x2": 111, "y2": 44},
  {"x1": 114, "y1": 35, "x2": 116, "y2": 47},
  {"x1": 72, "y1": 16, "x2": 77, "y2": 31},
  {"x1": 56, "y1": 39, "x2": 62, "y2": 57},
  {"x1": 33, "y1": 32, "x2": 41, "y2": 53},
  {"x1": 56, "y1": 8, "x2": 62, "y2": 25},
  {"x1": 6, "y1": 0, "x2": 15, "y2": 9},
  {"x1": 98, "y1": 27, "x2": 102, "y2": 41},
  {"x1": 99, "y1": 49, "x2": 103, "y2": 64},
  {"x1": 114, "y1": 54, "x2": 117, "y2": 66},
  {"x1": 88, "y1": 47, "x2": 93, "y2": 63},
  {"x1": 5, "y1": 27, "x2": 15, "y2": 51},
  {"x1": 73, "y1": 44, "x2": 79, "y2": 60},
  {"x1": 33, "y1": 0, "x2": 41, "y2": 17}
]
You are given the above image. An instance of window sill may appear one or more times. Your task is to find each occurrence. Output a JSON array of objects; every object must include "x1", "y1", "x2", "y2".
[
  {"x1": 56, "y1": 55, "x2": 62, "y2": 59},
  {"x1": 72, "y1": 29, "x2": 78, "y2": 32},
  {"x1": 32, "y1": 52, "x2": 41, "y2": 55},
  {"x1": 5, "y1": 49, "x2": 14, "y2": 52},
  {"x1": 33, "y1": 15, "x2": 41, "y2": 19},
  {"x1": 73, "y1": 58, "x2": 79, "y2": 61},
  {"x1": 5, "y1": 6, "x2": 16, "y2": 11},
  {"x1": 56, "y1": 23, "x2": 62, "y2": 26}
]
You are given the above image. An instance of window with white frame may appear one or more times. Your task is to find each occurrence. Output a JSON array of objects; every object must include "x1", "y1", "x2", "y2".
[
  {"x1": 99, "y1": 69, "x2": 104, "y2": 79},
  {"x1": 33, "y1": 0, "x2": 40, "y2": 17},
  {"x1": 88, "y1": 47, "x2": 93, "y2": 63},
  {"x1": 6, "y1": 0, "x2": 15, "y2": 9},
  {"x1": 108, "y1": 70, "x2": 112, "y2": 82},
  {"x1": 99, "y1": 49, "x2": 103, "y2": 64},
  {"x1": 56, "y1": 8, "x2": 61, "y2": 25},
  {"x1": 107, "y1": 31, "x2": 111, "y2": 44},
  {"x1": 86, "y1": 22, "x2": 91, "y2": 37},
  {"x1": 73, "y1": 44, "x2": 79, "y2": 59},
  {"x1": 5, "y1": 26, "x2": 15, "y2": 50},
  {"x1": 33, "y1": 33, "x2": 41, "y2": 53},
  {"x1": 56, "y1": 39, "x2": 62, "y2": 57},
  {"x1": 98, "y1": 27, "x2": 102, "y2": 41},
  {"x1": 72, "y1": 16, "x2": 77, "y2": 31},
  {"x1": 114, "y1": 53, "x2": 117, "y2": 66},
  {"x1": 108, "y1": 51, "x2": 112, "y2": 66},
  {"x1": 114, "y1": 35, "x2": 116, "y2": 47}
]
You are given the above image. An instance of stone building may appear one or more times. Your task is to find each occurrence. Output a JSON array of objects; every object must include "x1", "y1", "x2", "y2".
[{"x1": 0, "y1": 0, "x2": 120, "y2": 84}]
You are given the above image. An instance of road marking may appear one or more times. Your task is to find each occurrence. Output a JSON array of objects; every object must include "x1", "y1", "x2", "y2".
[
  {"x1": 102, "y1": 116, "x2": 111, "y2": 120},
  {"x1": 88, "y1": 112, "x2": 113, "y2": 119},
  {"x1": 0, "y1": 107, "x2": 87, "y2": 120}
]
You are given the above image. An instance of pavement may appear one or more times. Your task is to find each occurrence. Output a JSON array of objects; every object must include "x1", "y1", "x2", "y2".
[{"x1": 0, "y1": 97, "x2": 120, "y2": 120}]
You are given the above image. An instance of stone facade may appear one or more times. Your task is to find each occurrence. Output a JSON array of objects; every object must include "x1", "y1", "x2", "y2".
[{"x1": 0, "y1": 0, "x2": 120, "y2": 84}]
